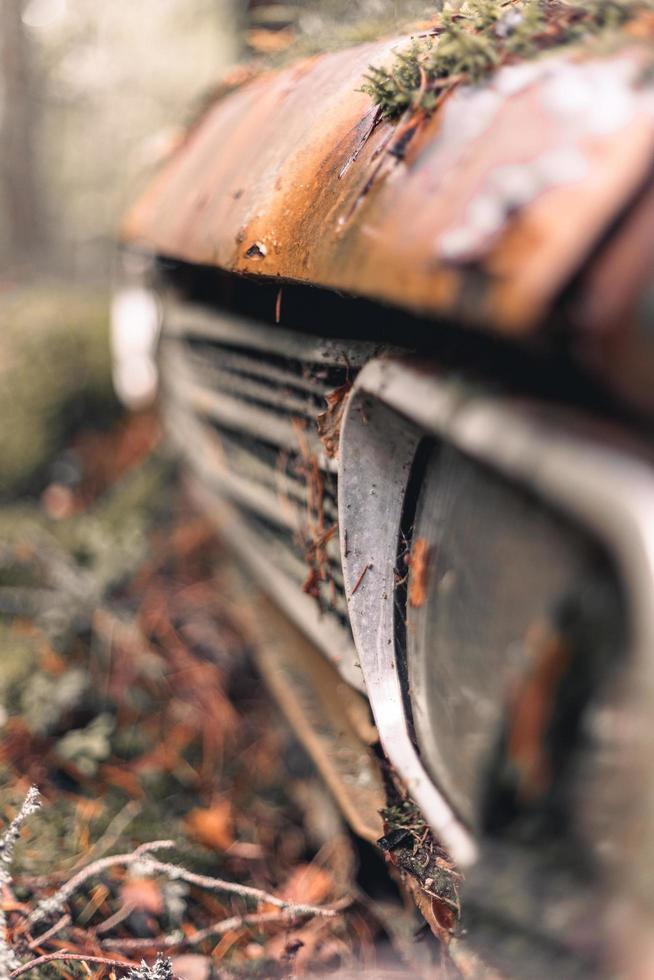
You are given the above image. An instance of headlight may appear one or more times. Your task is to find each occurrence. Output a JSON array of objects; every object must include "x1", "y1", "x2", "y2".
[
  {"x1": 340, "y1": 355, "x2": 653, "y2": 882},
  {"x1": 406, "y1": 440, "x2": 626, "y2": 831}
]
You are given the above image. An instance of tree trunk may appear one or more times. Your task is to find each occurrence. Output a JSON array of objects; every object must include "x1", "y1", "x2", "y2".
[{"x1": 0, "y1": 0, "x2": 48, "y2": 270}]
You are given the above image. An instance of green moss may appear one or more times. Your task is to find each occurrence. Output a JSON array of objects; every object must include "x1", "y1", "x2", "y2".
[
  {"x1": 0, "y1": 285, "x2": 119, "y2": 501},
  {"x1": 361, "y1": 0, "x2": 653, "y2": 120},
  {"x1": 0, "y1": 625, "x2": 39, "y2": 713}
]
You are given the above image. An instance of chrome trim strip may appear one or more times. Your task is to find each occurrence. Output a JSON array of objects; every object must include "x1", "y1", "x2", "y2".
[
  {"x1": 164, "y1": 301, "x2": 376, "y2": 367},
  {"x1": 339, "y1": 390, "x2": 478, "y2": 867}
]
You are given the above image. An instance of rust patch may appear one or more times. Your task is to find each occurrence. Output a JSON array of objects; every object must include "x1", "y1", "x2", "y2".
[
  {"x1": 408, "y1": 536, "x2": 430, "y2": 609},
  {"x1": 506, "y1": 619, "x2": 571, "y2": 802}
]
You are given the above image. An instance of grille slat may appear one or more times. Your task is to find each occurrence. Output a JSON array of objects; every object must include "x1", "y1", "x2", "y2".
[
  {"x1": 217, "y1": 430, "x2": 340, "y2": 525},
  {"x1": 163, "y1": 344, "x2": 338, "y2": 472},
  {"x1": 165, "y1": 403, "x2": 306, "y2": 532},
  {"x1": 164, "y1": 301, "x2": 375, "y2": 367},
  {"x1": 184, "y1": 343, "x2": 334, "y2": 398},
  {"x1": 181, "y1": 348, "x2": 324, "y2": 419}
]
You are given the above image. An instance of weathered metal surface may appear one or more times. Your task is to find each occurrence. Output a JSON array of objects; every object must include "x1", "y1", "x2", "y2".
[
  {"x1": 123, "y1": 34, "x2": 654, "y2": 352},
  {"x1": 352, "y1": 355, "x2": 654, "y2": 972},
  {"x1": 211, "y1": 553, "x2": 385, "y2": 843},
  {"x1": 338, "y1": 385, "x2": 477, "y2": 868}
]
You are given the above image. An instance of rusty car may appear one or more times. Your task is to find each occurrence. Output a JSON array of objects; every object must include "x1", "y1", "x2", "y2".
[{"x1": 114, "y1": 2, "x2": 654, "y2": 975}]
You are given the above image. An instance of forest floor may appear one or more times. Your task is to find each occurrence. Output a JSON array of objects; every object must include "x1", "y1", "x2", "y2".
[{"x1": 0, "y1": 285, "x2": 427, "y2": 979}]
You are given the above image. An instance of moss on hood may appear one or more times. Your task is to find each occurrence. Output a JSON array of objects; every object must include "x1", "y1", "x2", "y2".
[{"x1": 361, "y1": 0, "x2": 654, "y2": 120}]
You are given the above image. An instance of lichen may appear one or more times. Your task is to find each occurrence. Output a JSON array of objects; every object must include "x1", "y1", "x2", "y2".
[
  {"x1": 126, "y1": 956, "x2": 174, "y2": 980},
  {"x1": 0, "y1": 788, "x2": 41, "y2": 976},
  {"x1": 361, "y1": 0, "x2": 654, "y2": 120}
]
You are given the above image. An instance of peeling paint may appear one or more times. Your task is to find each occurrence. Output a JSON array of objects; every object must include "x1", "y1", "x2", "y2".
[{"x1": 435, "y1": 54, "x2": 653, "y2": 264}]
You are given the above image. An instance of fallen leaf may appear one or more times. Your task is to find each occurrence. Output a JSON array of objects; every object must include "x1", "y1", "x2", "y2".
[
  {"x1": 279, "y1": 863, "x2": 334, "y2": 906},
  {"x1": 171, "y1": 954, "x2": 211, "y2": 980},
  {"x1": 120, "y1": 877, "x2": 164, "y2": 916},
  {"x1": 185, "y1": 799, "x2": 234, "y2": 851},
  {"x1": 316, "y1": 381, "x2": 352, "y2": 459},
  {"x1": 431, "y1": 894, "x2": 457, "y2": 935}
]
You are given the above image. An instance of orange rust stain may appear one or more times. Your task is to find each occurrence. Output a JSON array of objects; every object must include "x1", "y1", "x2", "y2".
[
  {"x1": 506, "y1": 621, "x2": 571, "y2": 802},
  {"x1": 408, "y1": 537, "x2": 430, "y2": 609}
]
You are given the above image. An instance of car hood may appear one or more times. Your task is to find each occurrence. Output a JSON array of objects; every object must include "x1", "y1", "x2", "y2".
[{"x1": 122, "y1": 27, "x2": 654, "y2": 412}]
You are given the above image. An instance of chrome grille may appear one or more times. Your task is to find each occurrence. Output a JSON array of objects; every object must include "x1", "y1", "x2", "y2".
[{"x1": 160, "y1": 299, "x2": 376, "y2": 631}]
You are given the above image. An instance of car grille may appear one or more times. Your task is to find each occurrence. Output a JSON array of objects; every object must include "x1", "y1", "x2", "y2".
[{"x1": 160, "y1": 299, "x2": 376, "y2": 635}]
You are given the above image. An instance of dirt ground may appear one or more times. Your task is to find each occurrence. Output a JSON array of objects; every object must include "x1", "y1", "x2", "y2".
[{"x1": 0, "y1": 287, "x2": 438, "y2": 979}]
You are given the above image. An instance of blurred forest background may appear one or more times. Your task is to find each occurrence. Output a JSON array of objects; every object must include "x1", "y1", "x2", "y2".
[
  {"x1": 0, "y1": 0, "x2": 430, "y2": 283},
  {"x1": 0, "y1": 0, "x2": 431, "y2": 501}
]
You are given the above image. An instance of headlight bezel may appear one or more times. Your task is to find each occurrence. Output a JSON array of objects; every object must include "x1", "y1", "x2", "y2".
[{"x1": 339, "y1": 355, "x2": 654, "y2": 879}]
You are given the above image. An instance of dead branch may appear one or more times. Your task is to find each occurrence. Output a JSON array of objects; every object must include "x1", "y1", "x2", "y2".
[
  {"x1": 0, "y1": 788, "x2": 41, "y2": 869},
  {"x1": 9, "y1": 950, "x2": 143, "y2": 978},
  {"x1": 136, "y1": 855, "x2": 344, "y2": 918},
  {"x1": 0, "y1": 787, "x2": 41, "y2": 978},
  {"x1": 27, "y1": 840, "x2": 176, "y2": 928},
  {"x1": 27, "y1": 835, "x2": 343, "y2": 955},
  {"x1": 22, "y1": 801, "x2": 144, "y2": 892},
  {"x1": 27, "y1": 912, "x2": 71, "y2": 950},
  {"x1": 101, "y1": 909, "x2": 333, "y2": 952}
]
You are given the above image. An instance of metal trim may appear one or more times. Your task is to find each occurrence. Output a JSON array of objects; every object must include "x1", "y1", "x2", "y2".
[
  {"x1": 339, "y1": 388, "x2": 478, "y2": 867},
  {"x1": 164, "y1": 301, "x2": 376, "y2": 367}
]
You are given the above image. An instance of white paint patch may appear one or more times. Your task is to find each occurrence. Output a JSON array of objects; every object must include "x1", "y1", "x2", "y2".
[
  {"x1": 435, "y1": 53, "x2": 653, "y2": 263},
  {"x1": 110, "y1": 287, "x2": 161, "y2": 410}
]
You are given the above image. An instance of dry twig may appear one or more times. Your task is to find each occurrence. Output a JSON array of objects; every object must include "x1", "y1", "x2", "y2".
[
  {"x1": 27, "y1": 912, "x2": 71, "y2": 950},
  {"x1": 102, "y1": 908, "x2": 341, "y2": 952},
  {"x1": 136, "y1": 855, "x2": 344, "y2": 918},
  {"x1": 27, "y1": 841, "x2": 176, "y2": 928},
  {"x1": 9, "y1": 950, "x2": 142, "y2": 978}
]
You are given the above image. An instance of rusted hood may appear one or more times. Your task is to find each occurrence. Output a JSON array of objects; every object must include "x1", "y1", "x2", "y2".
[{"x1": 122, "y1": 34, "x2": 654, "y2": 364}]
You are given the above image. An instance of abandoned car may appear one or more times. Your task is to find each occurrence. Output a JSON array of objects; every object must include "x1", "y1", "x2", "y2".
[{"x1": 114, "y1": 2, "x2": 654, "y2": 975}]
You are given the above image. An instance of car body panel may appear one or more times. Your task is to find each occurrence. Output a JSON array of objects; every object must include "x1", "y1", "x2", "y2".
[{"x1": 122, "y1": 31, "x2": 654, "y2": 411}]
